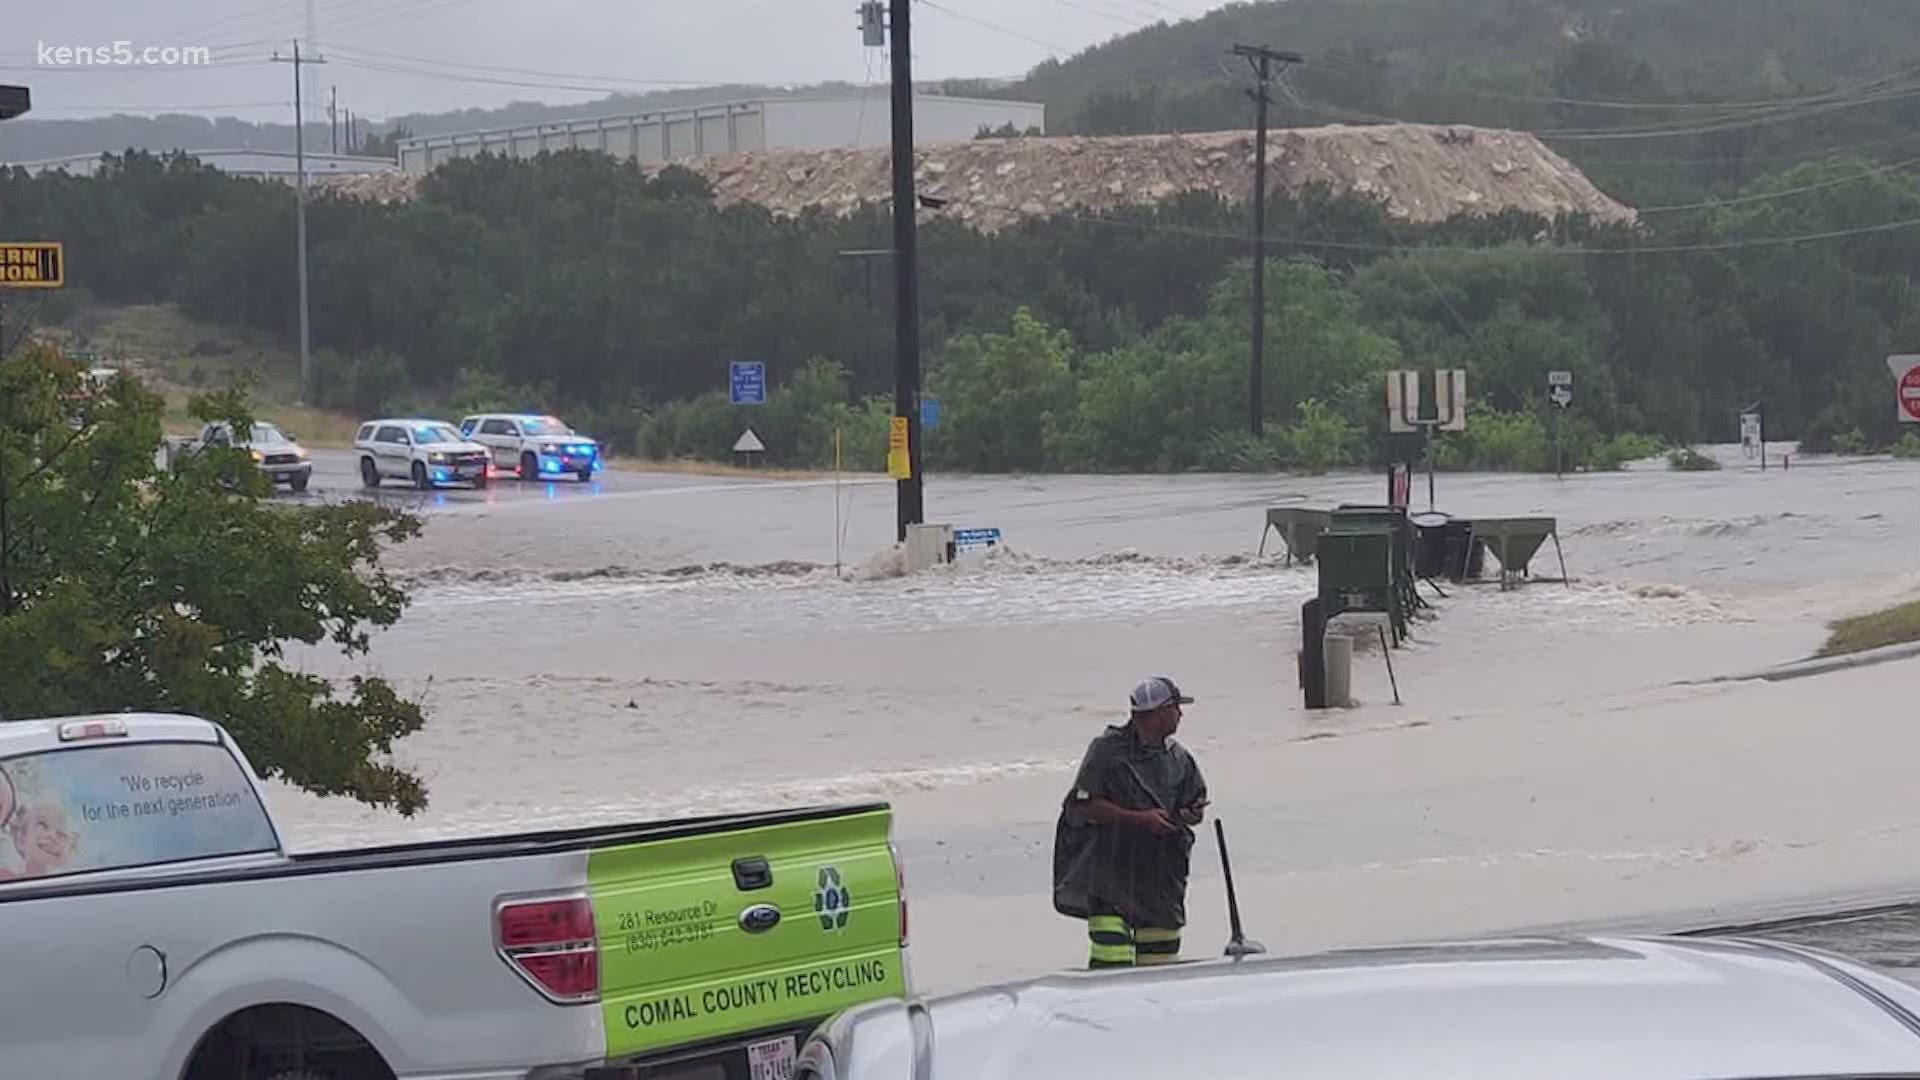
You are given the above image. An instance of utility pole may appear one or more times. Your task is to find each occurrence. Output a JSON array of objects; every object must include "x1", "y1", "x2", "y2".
[
  {"x1": 0, "y1": 84, "x2": 29, "y2": 621},
  {"x1": 272, "y1": 42, "x2": 324, "y2": 404},
  {"x1": 1231, "y1": 44, "x2": 1302, "y2": 437},
  {"x1": 862, "y1": 0, "x2": 923, "y2": 541},
  {"x1": 328, "y1": 86, "x2": 338, "y2": 154}
]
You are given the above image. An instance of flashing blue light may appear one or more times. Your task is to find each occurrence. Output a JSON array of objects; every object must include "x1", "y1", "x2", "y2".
[
  {"x1": 541, "y1": 457, "x2": 562, "y2": 473},
  {"x1": 432, "y1": 468, "x2": 451, "y2": 482}
]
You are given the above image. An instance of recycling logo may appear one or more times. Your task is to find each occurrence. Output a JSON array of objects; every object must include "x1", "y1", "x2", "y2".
[{"x1": 815, "y1": 865, "x2": 852, "y2": 932}]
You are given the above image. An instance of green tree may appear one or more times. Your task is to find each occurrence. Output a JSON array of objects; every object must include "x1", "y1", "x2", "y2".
[
  {"x1": 0, "y1": 346, "x2": 431, "y2": 814},
  {"x1": 926, "y1": 308, "x2": 1079, "y2": 472}
]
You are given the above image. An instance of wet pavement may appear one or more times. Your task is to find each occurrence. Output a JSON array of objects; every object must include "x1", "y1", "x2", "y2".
[{"x1": 1694, "y1": 903, "x2": 1920, "y2": 974}]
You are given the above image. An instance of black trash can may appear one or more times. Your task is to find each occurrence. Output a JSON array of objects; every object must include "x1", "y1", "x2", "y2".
[
  {"x1": 1439, "y1": 521, "x2": 1486, "y2": 582},
  {"x1": 1410, "y1": 511, "x2": 1451, "y2": 580}
]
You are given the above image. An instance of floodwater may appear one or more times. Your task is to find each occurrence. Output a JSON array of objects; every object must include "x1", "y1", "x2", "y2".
[{"x1": 263, "y1": 444, "x2": 1920, "y2": 990}]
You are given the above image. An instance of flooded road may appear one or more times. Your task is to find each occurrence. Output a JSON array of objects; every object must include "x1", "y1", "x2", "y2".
[
  {"x1": 262, "y1": 446, "x2": 1920, "y2": 991},
  {"x1": 275, "y1": 446, "x2": 1918, "y2": 841}
]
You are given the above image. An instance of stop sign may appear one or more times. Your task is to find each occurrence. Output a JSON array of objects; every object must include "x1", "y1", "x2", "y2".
[{"x1": 1904, "y1": 365, "x2": 1920, "y2": 423}]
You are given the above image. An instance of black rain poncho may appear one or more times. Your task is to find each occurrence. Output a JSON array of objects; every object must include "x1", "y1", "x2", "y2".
[{"x1": 1051, "y1": 721, "x2": 1208, "y2": 930}]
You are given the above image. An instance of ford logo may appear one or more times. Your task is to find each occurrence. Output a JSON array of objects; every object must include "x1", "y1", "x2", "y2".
[{"x1": 740, "y1": 904, "x2": 782, "y2": 934}]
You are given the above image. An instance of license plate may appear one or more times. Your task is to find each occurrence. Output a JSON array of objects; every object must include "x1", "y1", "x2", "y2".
[{"x1": 747, "y1": 1035, "x2": 797, "y2": 1080}]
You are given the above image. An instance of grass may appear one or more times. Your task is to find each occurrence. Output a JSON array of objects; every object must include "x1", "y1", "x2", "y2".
[
  {"x1": 55, "y1": 303, "x2": 342, "y2": 440},
  {"x1": 607, "y1": 457, "x2": 879, "y2": 480},
  {"x1": 56, "y1": 303, "x2": 876, "y2": 478},
  {"x1": 1818, "y1": 599, "x2": 1920, "y2": 658}
]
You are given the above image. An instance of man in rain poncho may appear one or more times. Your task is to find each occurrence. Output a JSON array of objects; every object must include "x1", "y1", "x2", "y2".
[{"x1": 1053, "y1": 676, "x2": 1210, "y2": 968}]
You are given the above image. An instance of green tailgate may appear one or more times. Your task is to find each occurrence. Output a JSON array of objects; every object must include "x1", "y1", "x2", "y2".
[{"x1": 589, "y1": 807, "x2": 907, "y2": 1058}]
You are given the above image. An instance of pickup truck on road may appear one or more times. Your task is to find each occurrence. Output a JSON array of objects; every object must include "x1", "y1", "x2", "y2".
[
  {"x1": 164, "y1": 420, "x2": 314, "y2": 492},
  {"x1": 0, "y1": 712, "x2": 910, "y2": 1080}
]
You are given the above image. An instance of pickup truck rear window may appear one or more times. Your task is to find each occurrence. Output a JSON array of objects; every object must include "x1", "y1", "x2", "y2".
[{"x1": 0, "y1": 740, "x2": 278, "y2": 884}]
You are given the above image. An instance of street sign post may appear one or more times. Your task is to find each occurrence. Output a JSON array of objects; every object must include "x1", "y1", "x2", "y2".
[
  {"x1": 729, "y1": 360, "x2": 767, "y2": 406},
  {"x1": 732, "y1": 427, "x2": 766, "y2": 467},
  {"x1": 1385, "y1": 369, "x2": 1467, "y2": 510},
  {"x1": 0, "y1": 242, "x2": 64, "y2": 289},
  {"x1": 1894, "y1": 355, "x2": 1920, "y2": 424},
  {"x1": 1546, "y1": 372, "x2": 1573, "y2": 478},
  {"x1": 0, "y1": 85, "x2": 29, "y2": 121},
  {"x1": 1740, "y1": 410, "x2": 1766, "y2": 470},
  {"x1": 887, "y1": 416, "x2": 912, "y2": 480},
  {"x1": 954, "y1": 527, "x2": 1001, "y2": 554},
  {"x1": 0, "y1": 241, "x2": 65, "y2": 361}
]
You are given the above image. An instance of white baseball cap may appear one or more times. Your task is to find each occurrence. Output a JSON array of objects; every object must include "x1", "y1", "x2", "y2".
[{"x1": 1129, "y1": 676, "x2": 1194, "y2": 713}]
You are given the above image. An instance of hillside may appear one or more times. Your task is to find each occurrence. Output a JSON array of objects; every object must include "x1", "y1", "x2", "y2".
[
  {"x1": 315, "y1": 124, "x2": 1633, "y2": 231},
  {"x1": 1017, "y1": 0, "x2": 1920, "y2": 126},
  {"x1": 1006, "y1": 0, "x2": 1920, "y2": 207}
]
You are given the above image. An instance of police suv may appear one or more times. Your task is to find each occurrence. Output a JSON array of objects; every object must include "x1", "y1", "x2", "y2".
[{"x1": 459, "y1": 413, "x2": 602, "y2": 483}]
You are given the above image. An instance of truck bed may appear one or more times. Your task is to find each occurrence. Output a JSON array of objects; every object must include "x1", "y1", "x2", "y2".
[{"x1": 0, "y1": 801, "x2": 888, "y2": 904}]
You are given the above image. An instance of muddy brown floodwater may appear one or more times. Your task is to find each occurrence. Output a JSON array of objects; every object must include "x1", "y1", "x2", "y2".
[{"x1": 264, "y1": 445, "x2": 1920, "y2": 991}]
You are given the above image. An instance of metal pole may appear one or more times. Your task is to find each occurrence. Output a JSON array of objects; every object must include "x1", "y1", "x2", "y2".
[
  {"x1": 888, "y1": 0, "x2": 923, "y2": 543},
  {"x1": 1552, "y1": 403, "x2": 1562, "y2": 479},
  {"x1": 1426, "y1": 424, "x2": 1436, "y2": 512},
  {"x1": 293, "y1": 44, "x2": 313, "y2": 405},
  {"x1": 0, "y1": 290, "x2": 11, "y2": 617},
  {"x1": 274, "y1": 44, "x2": 323, "y2": 404},
  {"x1": 1249, "y1": 55, "x2": 1268, "y2": 438},
  {"x1": 1231, "y1": 45, "x2": 1301, "y2": 436}
]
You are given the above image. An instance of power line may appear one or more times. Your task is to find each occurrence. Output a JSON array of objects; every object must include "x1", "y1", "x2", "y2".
[
  {"x1": 324, "y1": 44, "x2": 732, "y2": 88},
  {"x1": 21, "y1": 101, "x2": 288, "y2": 116},
  {"x1": 1051, "y1": 204, "x2": 1920, "y2": 256},
  {"x1": 325, "y1": 0, "x2": 512, "y2": 39},
  {"x1": 1301, "y1": 58, "x2": 1919, "y2": 113},
  {"x1": 1036, "y1": 0, "x2": 1148, "y2": 29},
  {"x1": 1635, "y1": 153, "x2": 1920, "y2": 214},
  {"x1": 327, "y1": 56, "x2": 715, "y2": 97},
  {"x1": 1274, "y1": 72, "x2": 1920, "y2": 142},
  {"x1": 0, "y1": 56, "x2": 269, "y2": 75},
  {"x1": 1561, "y1": 129, "x2": 1920, "y2": 167},
  {"x1": 912, "y1": 0, "x2": 1076, "y2": 55}
]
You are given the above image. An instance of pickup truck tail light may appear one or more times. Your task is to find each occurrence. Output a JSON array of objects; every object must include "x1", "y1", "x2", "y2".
[
  {"x1": 496, "y1": 894, "x2": 599, "y2": 1004},
  {"x1": 891, "y1": 841, "x2": 909, "y2": 947}
]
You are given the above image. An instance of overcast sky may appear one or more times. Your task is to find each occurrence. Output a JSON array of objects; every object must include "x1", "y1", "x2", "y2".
[{"x1": 4, "y1": 0, "x2": 1206, "y2": 122}]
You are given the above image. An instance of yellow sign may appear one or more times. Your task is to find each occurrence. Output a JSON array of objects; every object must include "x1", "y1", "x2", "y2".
[
  {"x1": 0, "y1": 242, "x2": 64, "y2": 289},
  {"x1": 886, "y1": 416, "x2": 911, "y2": 480}
]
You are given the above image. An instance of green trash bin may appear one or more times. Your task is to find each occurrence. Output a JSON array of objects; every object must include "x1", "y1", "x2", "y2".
[
  {"x1": 1332, "y1": 505, "x2": 1421, "y2": 622},
  {"x1": 1316, "y1": 525, "x2": 1404, "y2": 643}
]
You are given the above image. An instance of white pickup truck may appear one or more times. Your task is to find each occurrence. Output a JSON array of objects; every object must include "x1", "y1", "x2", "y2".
[
  {"x1": 0, "y1": 712, "x2": 911, "y2": 1080},
  {"x1": 163, "y1": 420, "x2": 314, "y2": 492}
]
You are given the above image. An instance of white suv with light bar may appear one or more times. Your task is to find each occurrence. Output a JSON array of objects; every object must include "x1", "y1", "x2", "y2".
[
  {"x1": 353, "y1": 417, "x2": 492, "y2": 490},
  {"x1": 458, "y1": 412, "x2": 602, "y2": 482}
]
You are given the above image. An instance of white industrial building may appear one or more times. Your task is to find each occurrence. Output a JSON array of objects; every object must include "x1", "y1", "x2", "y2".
[
  {"x1": 394, "y1": 92, "x2": 1047, "y2": 176},
  {"x1": 10, "y1": 149, "x2": 399, "y2": 180}
]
